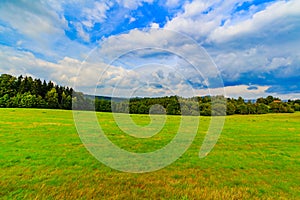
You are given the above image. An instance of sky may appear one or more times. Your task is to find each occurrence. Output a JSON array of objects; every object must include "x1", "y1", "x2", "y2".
[{"x1": 0, "y1": 0, "x2": 299, "y2": 99}]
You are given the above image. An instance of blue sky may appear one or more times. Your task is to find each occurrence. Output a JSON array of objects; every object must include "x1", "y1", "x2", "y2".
[{"x1": 0, "y1": 0, "x2": 299, "y2": 99}]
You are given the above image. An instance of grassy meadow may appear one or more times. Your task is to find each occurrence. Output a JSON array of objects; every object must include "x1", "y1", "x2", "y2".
[{"x1": 0, "y1": 108, "x2": 299, "y2": 199}]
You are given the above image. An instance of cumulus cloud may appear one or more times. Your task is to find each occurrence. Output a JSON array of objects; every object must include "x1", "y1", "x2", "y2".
[
  {"x1": 164, "y1": 0, "x2": 243, "y2": 40},
  {"x1": 52, "y1": 1, "x2": 113, "y2": 42},
  {"x1": 98, "y1": 29, "x2": 219, "y2": 74},
  {"x1": 116, "y1": 0, "x2": 154, "y2": 9},
  {"x1": 0, "y1": 45, "x2": 81, "y2": 85},
  {"x1": 94, "y1": 28, "x2": 225, "y2": 93},
  {"x1": 82, "y1": 1, "x2": 112, "y2": 26},
  {"x1": 72, "y1": 22, "x2": 90, "y2": 42},
  {"x1": 0, "y1": 1, "x2": 93, "y2": 61},
  {"x1": 208, "y1": 0, "x2": 300, "y2": 43},
  {"x1": 0, "y1": 1, "x2": 67, "y2": 45},
  {"x1": 165, "y1": 0, "x2": 181, "y2": 8}
]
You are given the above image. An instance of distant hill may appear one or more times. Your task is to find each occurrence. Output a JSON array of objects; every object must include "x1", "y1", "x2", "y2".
[{"x1": 84, "y1": 94, "x2": 128, "y2": 102}]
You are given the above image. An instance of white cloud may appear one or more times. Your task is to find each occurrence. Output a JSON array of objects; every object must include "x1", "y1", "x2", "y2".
[
  {"x1": 0, "y1": 1, "x2": 92, "y2": 61},
  {"x1": 97, "y1": 28, "x2": 224, "y2": 87},
  {"x1": 214, "y1": 47, "x2": 268, "y2": 75},
  {"x1": 181, "y1": 1, "x2": 210, "y2": 17},
  {"x1": 223, "y1": 85, "x2": 269, "y2": 99},
  {"x1": 116, "y1": 0, "x2": 154, "y2": 9},
  {"x1": 164, "y1": 0, "x2": 300, "y2": 46},
  {"x1": 16, "y1": 40, "x2": 23, "y2": 46},
  {"x1": 0, "y1": 1, "x2": 67, "y2": 44},
  {"x1": 73, "y1": 22, "x2": 90, "y2": 42},
  {"x1": 128, "y1": 16, "x2": 137, "y2": 23},
  {"x1": 268, "y1": 57, "x2": 292, "y2": 70},
  {"x1": 0, "y1": 45, "x2": 81, "y2": 87},
  {"x1": 208, "y1": 0, "x2": 300, "y2": 43},
  {"x1": 211, "y1": 43, "x2": 300, "y2": 82},
  {"x1": 150, "y1": 23, "x2": 160, "y2": 29},
  {"x1": 164, "y1": 0, "x2": 241, "y2": 40},
  {"x1": 81, "y1": 28, "x2": 225, "y2": 97},
  {"x1": 82, "y1": 1, "x2": 112, "y2": 28},
  {"x1": 165, "y1": 0, "x2": 181, "y2": 8}
]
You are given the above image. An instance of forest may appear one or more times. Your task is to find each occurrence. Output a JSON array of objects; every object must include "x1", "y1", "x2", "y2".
[
  {"x1": 1, "y1": 74, "x2": 300, "y2": 115},
  {"x1": 0, "y1": 74, "x2": 73, "y2": 109}
]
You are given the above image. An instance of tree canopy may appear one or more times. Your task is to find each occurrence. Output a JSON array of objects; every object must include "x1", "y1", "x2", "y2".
[{"x1": 0, "y1": 74, "x2": 72, "y2": 109}]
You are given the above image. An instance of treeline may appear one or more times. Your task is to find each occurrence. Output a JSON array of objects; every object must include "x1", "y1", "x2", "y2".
[
  {"x1": 0, "y1": 74, "x2": 73, "y2": 109},
  {"x1": 226, "y1": 96, "x2": 298, "y2": 115},
  {"x1": 91, "y1": 95, "x2": 299, "y2": 116},
  {"x1": 92, "y1": 96, "x2": 227, "y2": 116},
  {"x1": 1, "y1": 74, "x2": 300, "y2": 115}
]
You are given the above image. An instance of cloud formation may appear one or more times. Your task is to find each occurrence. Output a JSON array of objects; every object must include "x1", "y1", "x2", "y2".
[{"x1": 0, "y1": 0, "x2": 299, "y2": 99}]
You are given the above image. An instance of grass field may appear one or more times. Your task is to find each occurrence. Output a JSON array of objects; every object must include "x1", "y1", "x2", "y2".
[{"x1": 0, "y1": 108, "x2": 299, "y2": 199}]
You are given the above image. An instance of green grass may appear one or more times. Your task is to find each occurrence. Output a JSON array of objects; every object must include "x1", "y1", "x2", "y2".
[{"x1": 0, "y1": 108, "x2": 299, "y2": 199}]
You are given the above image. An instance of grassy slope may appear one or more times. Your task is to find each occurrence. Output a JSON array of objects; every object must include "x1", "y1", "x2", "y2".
[{"x1": 0, "y1": 108, "x2": 299, "y2": 199}]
